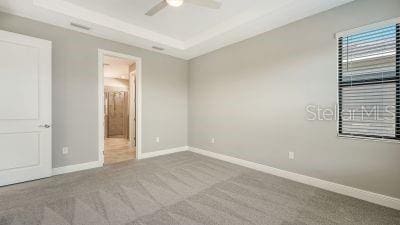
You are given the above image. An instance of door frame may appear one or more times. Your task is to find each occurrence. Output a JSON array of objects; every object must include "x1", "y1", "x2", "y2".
[
  {"x1": 98, "y1": 49, "x2": 142, "y2": 164},
  {"x1": 129, "y1": 70, "x2": 136, "y2": 147}
]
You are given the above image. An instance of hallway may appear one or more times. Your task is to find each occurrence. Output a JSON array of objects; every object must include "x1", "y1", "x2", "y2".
[{"x1": 104, "y1": 138, "x2": 135, "y2": 165}]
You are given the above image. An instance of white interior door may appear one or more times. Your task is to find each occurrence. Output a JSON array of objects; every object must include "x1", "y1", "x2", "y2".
[
  {"x1": 0, "y1": 30, "x2": 52, "y2": 186},
  {"x1": 129, "y1": 72, "x2": 136, "y2": 147}
]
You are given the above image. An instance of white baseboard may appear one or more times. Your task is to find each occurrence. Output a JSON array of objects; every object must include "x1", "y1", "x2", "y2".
[
  {"x1": 52, "y1": 160, "x2": 103, "y2": 176},
  {"x1": 52, "y1": 146, "x2": 189, "y2": 175},
  {"x1": 189, "y1": 147, "x2": 400, "y2": 210},
  {"x1": 139, "y1": 146, "x2": 189, "y2": 159}
]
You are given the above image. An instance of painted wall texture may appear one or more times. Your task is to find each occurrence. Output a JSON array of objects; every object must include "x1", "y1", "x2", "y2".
[
  {"x1": 189, "y1": 0, "x2": 400, "y2": 198},
  {"x1": 0, "y1": 0, "x2": 399, "y2": 199},
  {"x1": 0, "y1": 11, "x2": 188, "y2": 168}
]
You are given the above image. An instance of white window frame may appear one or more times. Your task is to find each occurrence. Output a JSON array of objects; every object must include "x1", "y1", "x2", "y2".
[{"x1": 335, "y1": 17, "x2": 400, "y2": 143}]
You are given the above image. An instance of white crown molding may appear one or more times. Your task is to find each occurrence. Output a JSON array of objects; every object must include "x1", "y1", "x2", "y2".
[
  {"x1": 0, "y1": 0, "x2": 353, "y2": 59},
  {"x1": 183, "y1": 0, "x2": 354, "y2": 58},
  {"x1": 184, "y1": 0, "x2": 295, "y2": 48},
  {"x1": 189, "y1": 147, "x2": 400, "y2": 211},
  {"x1": 33, "y1": 0, "x2": 184, "y2": 49}
]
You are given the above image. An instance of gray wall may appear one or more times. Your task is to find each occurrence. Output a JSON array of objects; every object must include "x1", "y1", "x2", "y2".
[
  {"x1": 1, "y1": 0, "x2": 399, "y2": 199},
  {"x1": 0, "y1": 12, "x2": 188, "y2": 168},
  {"x1": 189, "y1": 0, "x2": 400, "y2": 198}
]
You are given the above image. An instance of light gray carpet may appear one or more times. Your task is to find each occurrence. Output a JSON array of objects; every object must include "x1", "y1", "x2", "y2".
[{"x1": 0, "y1": 152, "x2": 399, "y2": 225}]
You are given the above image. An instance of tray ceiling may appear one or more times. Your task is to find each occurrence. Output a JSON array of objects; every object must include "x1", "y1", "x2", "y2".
[{"x1": 0, "y1": 0, "x2": 353, "y2": 59}]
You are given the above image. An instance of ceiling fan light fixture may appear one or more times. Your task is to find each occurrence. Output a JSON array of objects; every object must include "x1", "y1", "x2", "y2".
[{"x1": 166, "y1": 0, "x2": 184, "y2": 7}]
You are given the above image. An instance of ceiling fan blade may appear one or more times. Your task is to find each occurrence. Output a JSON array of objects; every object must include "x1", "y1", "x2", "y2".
[
  {"x1": 145, "y1": 1, "x2": 168, "y2": 16},
  {"x1": 186, "y1": 0, "x2": 222, "y2": 9}
]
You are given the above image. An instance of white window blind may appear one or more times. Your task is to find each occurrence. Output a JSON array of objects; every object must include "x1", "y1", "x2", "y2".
[{"x1": 338, "y1": 24, "x2": 399, "y2": 140}]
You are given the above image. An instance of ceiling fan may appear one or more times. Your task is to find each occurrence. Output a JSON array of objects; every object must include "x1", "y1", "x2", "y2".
[{"x1": 145, "y1": 0, "x2": 222, "y2": 16}]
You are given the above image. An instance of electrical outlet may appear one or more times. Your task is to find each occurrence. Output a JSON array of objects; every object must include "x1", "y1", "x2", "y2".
[
  {"x1": 62, "y1": 147, "x2": 69, "y2": 155},
  {"x1": 289, "y1": 151, "x2": 295, "y2": 160},
  {"x1": 211, "y1": 138, "x2": 215, "y2": 144},
  {"x1": 156, "y1": 137, "x2": 160, "y2": 143}
]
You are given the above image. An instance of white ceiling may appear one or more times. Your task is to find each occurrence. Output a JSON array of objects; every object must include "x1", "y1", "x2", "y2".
[
  {"x1": 103, "y1": 56, "x2": 135, "y2": 80},
  {"x1": 0, "y1": 0, "x2": 353, "y2": 59},
  {"x1": 64, "y1": 0, "x2": 257, "y2": 41}
]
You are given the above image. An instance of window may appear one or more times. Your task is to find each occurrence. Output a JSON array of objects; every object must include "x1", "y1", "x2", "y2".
[{"x1": 338, "y1": 23, "x2": 399, "y2": 140}]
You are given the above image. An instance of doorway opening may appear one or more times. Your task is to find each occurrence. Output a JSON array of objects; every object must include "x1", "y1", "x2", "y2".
[{"x1": 98, "y1": 50, "x2": 142, "y2": 165}]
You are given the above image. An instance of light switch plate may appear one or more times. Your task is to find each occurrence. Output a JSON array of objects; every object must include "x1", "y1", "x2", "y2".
[
  {"x1": 62, "y1": 147, "x2": 69, "y2": 155},
  {"x1": 289, "y1": 151, "x2": 295, "y2": 160}
]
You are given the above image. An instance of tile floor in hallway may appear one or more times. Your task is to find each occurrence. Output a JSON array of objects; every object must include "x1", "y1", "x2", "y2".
[{"x1": 104, "y1": 138, "x2": 135, "y2": 165}]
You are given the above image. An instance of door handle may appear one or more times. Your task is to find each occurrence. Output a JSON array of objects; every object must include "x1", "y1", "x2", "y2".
[{"x1": 39, "y1": 124, "x2": 51, "y2": 128}]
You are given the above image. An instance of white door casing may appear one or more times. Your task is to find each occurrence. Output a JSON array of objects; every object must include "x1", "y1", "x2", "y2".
[
  {"x1": 0, "y1": 30, "x2": 52, "y2": 186},
  {"x1": 129, "y1": 72, "x2": 136, "y2": 147},
  {"x1": 98, "y1": 49, "x2": 142, "y2": 161}
]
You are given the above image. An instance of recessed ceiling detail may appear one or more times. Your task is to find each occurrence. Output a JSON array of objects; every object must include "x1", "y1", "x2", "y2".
[
  {"x1": 0, "y1": 0, "x2": 353, "y2": 59},
  {"x1": 145, "y1": 0, "x2": 221, "y2": 17}
]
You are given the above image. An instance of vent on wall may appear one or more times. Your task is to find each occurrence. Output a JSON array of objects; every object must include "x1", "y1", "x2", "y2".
[{"x1": 70, "y1": 22, "x2": 91, "y2": 31}]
